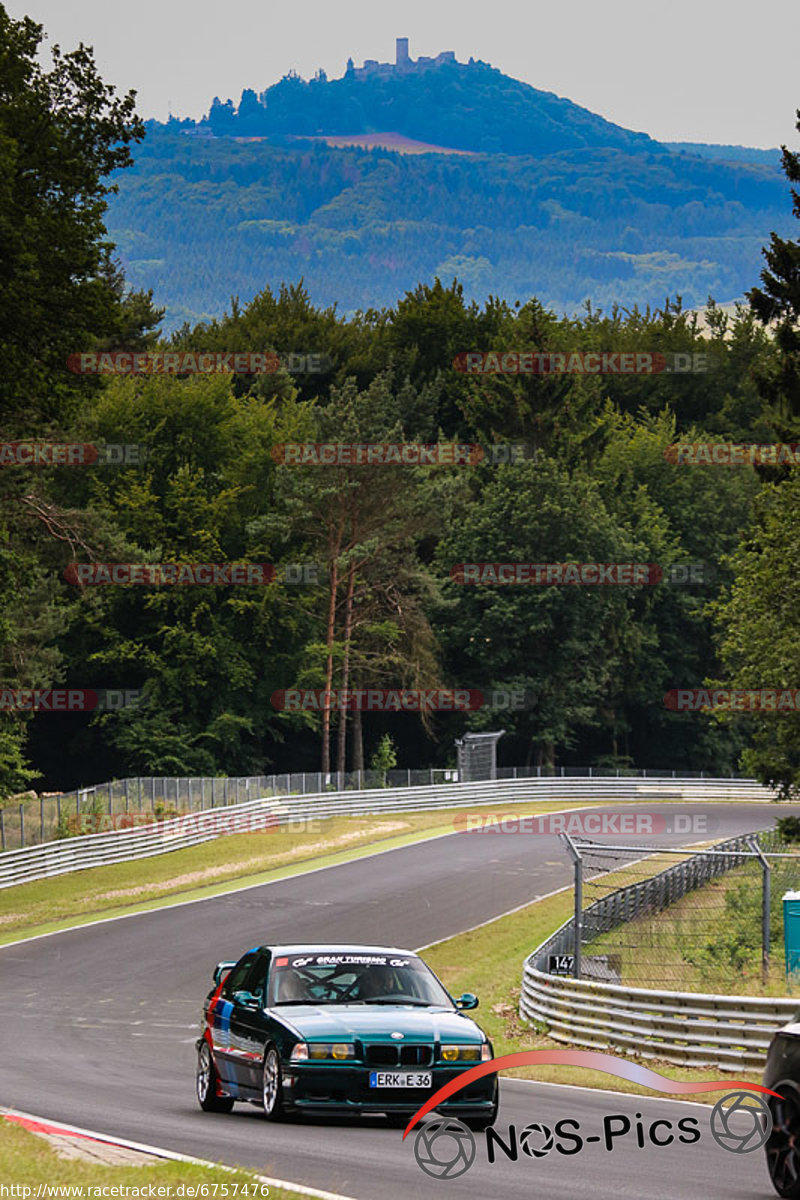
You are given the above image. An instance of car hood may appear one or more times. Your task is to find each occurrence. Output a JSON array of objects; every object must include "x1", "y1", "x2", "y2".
[{"x1": 272, "y1": 1004, "x2": 484, "y2": 1042}]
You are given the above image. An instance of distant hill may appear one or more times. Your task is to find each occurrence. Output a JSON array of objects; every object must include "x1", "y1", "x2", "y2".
[
  {"x1": 197, "y1": 52, "x2": 657, "y2": 157},
  {"x1": 297, "y1": 132, "x2": 476, "y2": 155},
  {"x1": 665, "y1": 142, "x2": 782, "y2": 165},
  {"x1": 107, "y1": 46, "x2": 794, "y2": 332}
]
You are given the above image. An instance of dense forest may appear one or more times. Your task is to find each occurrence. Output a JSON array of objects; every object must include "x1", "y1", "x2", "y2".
[
  {"x1": 1, "y1": 7, "x2": 798, "y2": 798},
  {"x1": 107, "y1": 127, "x2": 794, "y2": 333}
]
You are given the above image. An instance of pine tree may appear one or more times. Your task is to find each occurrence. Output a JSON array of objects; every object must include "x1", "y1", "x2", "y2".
[{"x1": 747, "y1": 110, "x2": 800, "y2": 438}]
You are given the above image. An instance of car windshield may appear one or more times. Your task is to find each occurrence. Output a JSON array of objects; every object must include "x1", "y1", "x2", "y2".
[{"x1": 269, "y1": 952, "x2": 453, "y2": 1007}]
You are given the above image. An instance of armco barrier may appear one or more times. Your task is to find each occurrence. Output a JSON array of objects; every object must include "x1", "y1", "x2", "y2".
[
  {"x1": 519, "y1": 968, "x2": 798, "y2": 1070},
  {"x1": 1, "y1": 765, "x2": 754, "y2": 853},
  {"x1": 0, "y1": 775, "x2": 774, "y2": 890},
  {"x1": 520, "y1": 829, "x2": 795, "y2": 1069}
]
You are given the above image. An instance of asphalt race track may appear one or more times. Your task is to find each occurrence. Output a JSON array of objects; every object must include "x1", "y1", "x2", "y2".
[{"x1": 0, "y1": 803, "x2": 794, "y2": 1199}]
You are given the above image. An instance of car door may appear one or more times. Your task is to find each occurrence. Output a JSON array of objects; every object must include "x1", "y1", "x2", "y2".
[
  {"x1": 228, "y1": 949, "x2": 272, "y2": 1094},
  {"x1": 211, "y1": 951, "x2": 257, "y2": 1087}
]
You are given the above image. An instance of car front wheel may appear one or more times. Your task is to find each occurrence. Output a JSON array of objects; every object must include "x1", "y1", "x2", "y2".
[
  {"x1": 196, "y1": 1042, "x2": 234, "y2": 1113},
  {"x1": 262, "y1": 1045, "x2": 287, "y2": 1121},
  {"x1": 465, "y1": 1083, "x2": 499, "y2": 1131},
  {"x1": 767, "y1": 1083, "x2": 800, "y2": 1197}
]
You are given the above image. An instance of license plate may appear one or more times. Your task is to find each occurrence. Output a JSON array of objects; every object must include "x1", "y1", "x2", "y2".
[{"x1": 369, "y1": 1071, "x2": 432, "y2": 1088}]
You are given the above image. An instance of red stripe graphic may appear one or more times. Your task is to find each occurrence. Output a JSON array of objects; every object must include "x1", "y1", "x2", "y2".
[{"x1": 402, "y1": 1048, "x2": 782, "y2": 1138}]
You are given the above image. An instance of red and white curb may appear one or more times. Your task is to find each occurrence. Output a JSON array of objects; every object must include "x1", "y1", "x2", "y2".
[{"x1": 2, "y1": 1109, "x2": 358, "y2": 1200}]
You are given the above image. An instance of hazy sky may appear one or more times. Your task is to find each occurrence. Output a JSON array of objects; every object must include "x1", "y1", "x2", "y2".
[{"x1": 8, "y1": 0, "x2": 800, "y2": 147}]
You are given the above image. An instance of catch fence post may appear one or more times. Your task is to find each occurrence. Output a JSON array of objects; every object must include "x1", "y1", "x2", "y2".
[
  {"x1": 562, "y1": 833, "x2": 583, "y2": 980},
  {"x1": 748, "y1": 836, "x2": 771, "y2": 980}
]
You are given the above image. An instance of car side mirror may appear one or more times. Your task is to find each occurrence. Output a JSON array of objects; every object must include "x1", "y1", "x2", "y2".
[
  {"x1": 213, "y1": 961, "x2": 236, "y2": 985},
  {"x1": 233, "y1": 990, "x2": 260, "y2": 1008},
  {"x1": 456, "y1": 992, "x2": 479, "y2": 1010}
]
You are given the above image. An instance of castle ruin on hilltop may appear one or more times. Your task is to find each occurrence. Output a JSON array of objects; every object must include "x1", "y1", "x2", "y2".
[{"x1": 345, "y1": 38, "x2": 457, "y2": 78}]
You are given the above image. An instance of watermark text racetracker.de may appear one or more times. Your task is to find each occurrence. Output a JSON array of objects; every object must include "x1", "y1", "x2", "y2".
[
  {"x1": 0, "y1": 442, "x2": 147, "y2": 467},
  {"x1": 271, "y1": 442, "x2": 533, "y2": 465},
  {"x1": 664, "y1": 442, "x2": 800, "y2": 466},
  {"x1": 64, "y1": 563, "x2": 321, "y2": 586},
  {"x1": 67, "y1": 810, "x2": 322, "y2": 837},
  {"x1": 271, "y1": 687, "x2": 536, "y2": 712},
  {"x1": 0, "y1": 689, "x2": 144, "y2": 713},
  {"x1": 67, "y1": 349, "x2": 330, "y2": 375},
  {"x1": 450, "y1": 561, "x2": 716, "y2": 586},
  {"x1": 665, "y1": 689, "x2": 800, "y2": 712},
  {"x1": 453, "y1": 810, "x2": 712, "y2": 836},
  {"x1": 452, "y1": 350, "x2": 712, "y2": 375}
]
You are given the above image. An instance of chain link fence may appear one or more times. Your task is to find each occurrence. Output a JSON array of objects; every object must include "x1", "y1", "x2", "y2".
[
  {"x1": 546, "y1": 829, "x2": 800, "y2": 993},
  {"x1": 0, "y1": 764, "x2": 749, "y2": 853},
  {"x1": 0, "y1": 769, "x2": 452, "y2": 851}
]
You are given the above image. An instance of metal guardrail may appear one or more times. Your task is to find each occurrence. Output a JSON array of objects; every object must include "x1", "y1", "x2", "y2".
[
  {"x1": 520, "y1": 829, "x2": 795, "y2": 1069},
  {"x1": 1, "y1": 765, "x2": 754, "y2": 852},
  {"x1": 519, "y1": 969, "x2": 798, "y2": 1071},
  {"x1": 0, "y1": 775, "x2": 774, "y2": 890}
]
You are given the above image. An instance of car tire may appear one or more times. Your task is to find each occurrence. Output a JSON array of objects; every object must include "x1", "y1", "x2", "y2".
[
  {"x1": 464, "y1": 1084, "x2": 499, "y2": 1131},
  {"x1": 464, "y1": 1110, "x2": 497, "y2": 1131},
  {"x1": 262, "y1": 1045, "x2": 287, "y2": 1121},
  {"x1": 767, "y1": 1082, "x2": 800, "y2": 1198},
  {"x1": 196, "y1": 1042, "x2": 234, "y2": 1113},
  {"x1": 385, "y1": 1113, "x2": 418, "y2": 1129}
]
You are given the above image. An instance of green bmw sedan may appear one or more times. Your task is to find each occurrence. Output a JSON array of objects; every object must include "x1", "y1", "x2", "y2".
[{"x1": 197, "y1": 943, "x2": 498, "y2": 1129}]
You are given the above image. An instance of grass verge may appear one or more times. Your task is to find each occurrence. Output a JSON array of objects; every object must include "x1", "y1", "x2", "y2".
[
  {"x1": 422, "y1": 887, "x2": 766, "y2": 1103},
  {"x1": 0, "y1": 1117, "x2": 324, "y2": 1199},
  {"x1": 588, "y1": 857, "x2": 800, "y2": 997},
  {"x1": 0, "y1": 798, "x2": 653, "y2": 946}
]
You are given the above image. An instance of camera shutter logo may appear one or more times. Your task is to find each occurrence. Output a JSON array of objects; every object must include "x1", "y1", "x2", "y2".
[
  {"x1": 520, "y1": 1122, "x2": 555, "y2": 1157},
  {"x1": 710, "y1": 1090, "x2": 773, "y2": 1153},
  {"x1": 413, "y1": 1116, "x2": 476, "y2": 1178}
]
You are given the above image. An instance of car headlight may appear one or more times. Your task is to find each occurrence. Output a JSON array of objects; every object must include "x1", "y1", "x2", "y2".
[
  {"x1": 481, "y1": 1042, "x2": 493, "y2": 1062},
  {"x1": 440, "y1": 1044, "x2": 483, "y2": 1062},
  {"x1": 290, "y1": 1042, "x2": 309, "y2": 1062},
  {"x1": 301, "y1": 1042, "x2": 356, "y2": 1060}
]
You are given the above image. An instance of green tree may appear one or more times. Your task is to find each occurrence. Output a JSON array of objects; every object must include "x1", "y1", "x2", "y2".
[
  {"x1": 47, "y1": 373, "x2": 314, "y2": 778},
  {"x1": 0, "y1": 6, "x2": 146, "y2": 794},
  {"x1": 433, "y1": 457, "x2": 655, "y2": 767},
  {"x1": 713, "y1": 474, "x2": 800, "y2": 799},
  {"x1": 747, "y1": 110, "x2": 800, "y2": 441},
  {"x1": 265, "y1": 372, "x2": 448, "y2": 772},
  {"x1": 0, "y1": 5, "x2": 144, "y2": 425}
]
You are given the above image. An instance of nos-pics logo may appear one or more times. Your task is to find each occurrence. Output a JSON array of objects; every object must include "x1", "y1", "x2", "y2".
[{"x1": 412, "y1": 1092, "x2": 773, "y2": 1180}]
